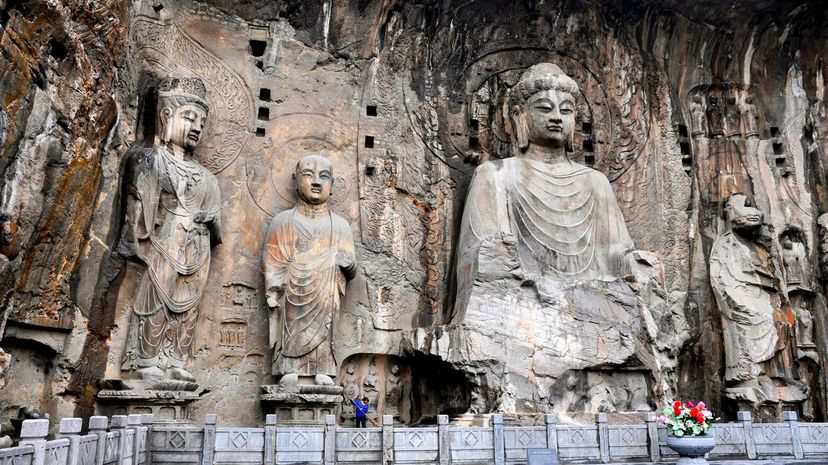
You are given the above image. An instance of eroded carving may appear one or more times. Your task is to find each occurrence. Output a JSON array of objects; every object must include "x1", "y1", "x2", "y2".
[
  {"x1": 689, "y1": 94, "x2": 707, "y2": 138},
  {"x1": 119, "y1": 76, "x2": 221, "y2": 391},
  {"x1": 740, "y1": 95, "x2": 760, "y2": 139}
]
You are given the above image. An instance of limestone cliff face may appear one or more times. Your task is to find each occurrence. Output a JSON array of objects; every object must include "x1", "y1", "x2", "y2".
[{"x1": 0, "y1": 0, "x2": 826, "y2": 426}]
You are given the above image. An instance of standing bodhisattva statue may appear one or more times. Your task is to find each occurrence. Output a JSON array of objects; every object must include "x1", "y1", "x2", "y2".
[
  {"x1": 120, "y1": 76, "x2": 221, "y2": 386},
  {"x1": 454, "y1": 63, "x2": 640, "y2": 319},
  {"x1": 263, "y1": 154, "x2": 356, "y2": 386}
]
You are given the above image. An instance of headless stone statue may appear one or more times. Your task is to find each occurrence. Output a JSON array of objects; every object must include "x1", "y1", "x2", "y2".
[
  {"x1": 119, "y1": 76, "x2": 221, "y2": 388},
  {"x1": 740, "y1": 95, "x2": 760, "y2": 138},
  {"x1": 454, "y1": 63, "x2": 635, "y2": 319},
  {"x1": 706, "y1": 96, "x2": 724, "y2": 137},
  {"x1": 723, "y1": 95, "x2": 741, "y2": 138},
  {"x1": 263, "y1": 154, "x2": 356, "y2": 385},
  {"x1": 689, "y1": 94, "x2": 707, "y2": 138}
]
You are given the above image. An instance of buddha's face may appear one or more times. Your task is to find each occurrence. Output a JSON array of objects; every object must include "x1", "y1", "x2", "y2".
[
  {"x1": 294, "y1": 156, "x2": 333, "y2": 205},
  {"x1": 162, "y1": 103, "x2": 207, "y2": 151},
  {"x1": 725, "y1": 194, "x2": 763, "y2": 231},
  {"x1": 525, "y1": 89, "x2": 575, "y2": 149}
]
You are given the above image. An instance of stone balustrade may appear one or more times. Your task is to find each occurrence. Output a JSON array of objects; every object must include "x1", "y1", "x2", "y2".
[{"x1": 2, "y1": 411, "x2": 827, "y2": 465}]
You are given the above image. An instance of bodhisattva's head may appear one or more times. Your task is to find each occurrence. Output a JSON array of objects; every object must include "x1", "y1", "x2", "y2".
[
  {"x1": 157, "y1": 76, "x2": 209, "y2": 152},
  {"x1": 509, "y1": 63, "x2": 579, "y2": 155},
  {"x1": 724, "y1": 193, "x2": 763, "y2": 232},
  {"x1": 294, "y1": 154, "x2": 333, "y2": 205}
]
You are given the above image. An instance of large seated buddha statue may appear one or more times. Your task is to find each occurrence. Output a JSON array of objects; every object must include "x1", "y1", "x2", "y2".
[{"x1": 407, "y1": 63, "x2": 687, "y2": 415}]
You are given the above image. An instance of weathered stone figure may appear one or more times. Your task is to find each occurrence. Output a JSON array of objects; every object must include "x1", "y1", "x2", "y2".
[
  {"x1": 741, "y1": 95, "x2": 760, "y2": 138},
  {"x1": 689, "y1": 94, "x2": 707, "y2": 138},
  {"x1": 797, "y1": 302, "x2": 816, "y2": 349},
  {"x1": 709, "y1": 193, "x2": 780, "y2": 402},
  {"x1": 385, "y1": 364, "x2": 401, "y2": 418},
  {"x1": 818, "y1": 213, "x2": 828, "y2": 277},
  {"x1": 263, "y1": 154, "x2": 356, "y2": 385},
  {"x1": 454, "y1": 63, "x2": 636, "y2": 318},
  {"x1": 723, "y1": 95, "x2": 742, "y2": 138},
  {"x1": 120, "y1": 76, "x2": 221, "y2": 385},
  {"x1": 781, "y1": 232, "x2": 809, "y2": 289},
  {"x1": 706, "y1": 95, "x2": 724, "y2": 137}
]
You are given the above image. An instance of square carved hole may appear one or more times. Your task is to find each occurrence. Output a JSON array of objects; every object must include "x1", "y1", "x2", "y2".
[
  {"x1": 677, "y1": 124, "x2": 688, "y2": 138},
  {"x1": 584, "y1": 154, "x2": 595, "y2": 166},
  {"x1": 682, "y1": 156, "x2": 693, "y2": 167},
  {"x1": 255, "y1": 60, "x2": 263, "y2": 70},
  {"x1": 258, "y1": 107, "x2": 270, "y2": 121},
  {"x1": 366, "y1": 105, "x2": 377, "y2": 117},
  {"x1": 680, "y1": 141, "x2": 691, "y2": 155},
  {"x1": 469, "y1": 119, "x2": 480, "y2": 132},
  {"x1": 770, "y1": 126, "x2": 780, "y2": 138},
  {"x1": 582, "y1": 122, "x2": 593, "y2": 134},
  {"x1": 469, "y1": 136, "x2": 480, "y2": 150},
  {"x1": 249, "y1": 39, "x2": 267, "y2": 57},
  {"x1": 773, "y1": 142, "x2": 784, "y2": 155},
  {"x1": 582, "y1": 140, "x2": 594, "y2": 152},
  {"x1": 259, "y1": 88, "x2": 271, "y2": 101},
  {"x1": 256, "y1": 127, "x2": 266, "y2": 137},
  {"x1": 364, "y1": 135, "x2": 375, "y2": 148}
]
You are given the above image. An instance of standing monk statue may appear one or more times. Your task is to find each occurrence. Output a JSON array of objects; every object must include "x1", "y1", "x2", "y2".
[
  {"x1": 120, "y1": 76, "x2": 221, "y2": 387},
  {"x1": 263, "y1": 154, "x2": 356, "y2": 386}
]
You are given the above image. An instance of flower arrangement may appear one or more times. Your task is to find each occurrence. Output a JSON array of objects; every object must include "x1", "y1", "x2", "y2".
[{"x1": 660, "y1": 400, "x2": 715, "y2": 437}]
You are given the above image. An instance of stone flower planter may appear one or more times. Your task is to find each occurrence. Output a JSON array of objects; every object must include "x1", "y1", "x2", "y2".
[{"x1": 666, "y1": 434, "x2": 716, "y2": 465}]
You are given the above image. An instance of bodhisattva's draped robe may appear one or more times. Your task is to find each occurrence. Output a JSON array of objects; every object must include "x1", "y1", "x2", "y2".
[
  {"x1": 454, "y1": 158, "x2": 633, "y2": 322},
  {"x1": 264, "y1": 208, "x2": 356, "y2": 377},
  {"x1": 122, "y1": 147, "x2": 221, "y2": 370}
]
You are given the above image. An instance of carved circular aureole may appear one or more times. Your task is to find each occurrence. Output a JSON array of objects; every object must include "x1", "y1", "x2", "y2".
[
  {"x1": 245, "y1": 113, "x2": 358, "y2": 220},
  {"x1": 443, "y1": 49, "x2": 611, "y2": 170}
]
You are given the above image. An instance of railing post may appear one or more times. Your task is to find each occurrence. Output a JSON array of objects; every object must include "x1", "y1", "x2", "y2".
[
  {"x1": 264, "y1": 415, "x2": 277, "y2": 465},
  {"x1": 202, "y1": 414, "x2": 216, "y2": 465},
  {"x1": 493, "y1": 414, "x2": 505, "y2": 465},
  {"x1": 783, "y1": 411, "x2": 803, "y2": 459},
  {"x1": 89, "y1": 416, "x2": 108, "y2": 465},
  {"x1": 438, "y1": 415, "x2": 449, "y2": 465},
  {"x1": 140, "y1": 414, "x2": 154, "y2": 465},
  {"x1": 324, "y1": 415, "x2": 336, "y2": 465},
  {"x1": 737, "y1": 411, "x2": 756, "y2": 459},
  {"x1": 60, "y1": 417, "x2": 83, "y2": 465},
  {"x1": 645, "y1": 412, "x2": 660, "y2": 462},
  {"x1": 111, "y1": 415, "x2": 128, "y2": 465},
  {"x1": 544, "y1": 414, "x2": 558, "y2": 451},
  {"x1": 20, "y1": 419, "x2": 49, "y2": 465},
  {"x1": 127, "y1": 414, "x2": 142, "y2": 465},
  {"x1": 382, "y1": 415, "x2": 394, "y2": 465},
  {"x1": 597, "y1": 413, "x2": 609, "y2": 463}
]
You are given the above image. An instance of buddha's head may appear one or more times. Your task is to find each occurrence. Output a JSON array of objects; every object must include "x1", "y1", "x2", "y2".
[
  {"x1": 724, "y1": 193, "x2": 763, "y2": 232},
  {"x1": 509, "y1": 63, "x2": 579, "y2": 154},
  {"x1": 294, "y1": 154, "x2": 333, "y2": 205},
  {"x1": 156, "y1": 76, "x2": 209, "y2": 152}
]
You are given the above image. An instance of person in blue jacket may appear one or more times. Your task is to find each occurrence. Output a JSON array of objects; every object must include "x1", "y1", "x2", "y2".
[{"x1": 349, "y1": 396, "x2": 370, "y2": 428}]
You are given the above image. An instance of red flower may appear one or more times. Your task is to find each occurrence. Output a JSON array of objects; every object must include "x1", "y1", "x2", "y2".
[{"x1": 690, "y1": 407, "x2": 704, "y2": 423}]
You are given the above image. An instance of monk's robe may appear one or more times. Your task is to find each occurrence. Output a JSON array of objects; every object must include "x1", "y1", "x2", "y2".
[
  {"x1": 454, "y1": 158, "x2": 633, "y2": 322},
  {"x1": 264, "y1": 208, "x2": 356, "y2": 377}
]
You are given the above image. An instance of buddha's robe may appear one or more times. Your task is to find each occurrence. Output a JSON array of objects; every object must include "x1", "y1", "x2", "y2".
[
  {"x1": 454, "y1": 158, "x2": 633, "y2": 321},
  {"x1": 710, "y1": 231, "x2": 779, "y2": 382},
  {"x1": 264, "y1": 208, "x2": 356, "y2": 377},
  {"x1": 121, "y1": 147, "x2": 221, "y2": 370}
]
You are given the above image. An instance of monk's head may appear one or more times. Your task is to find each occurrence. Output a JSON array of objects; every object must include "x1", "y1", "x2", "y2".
[
  {"x1": 723, "y1": 193, "x2": 762, "y2": 231},
  {"x1": 294, "y1": 154, "x2": 334, "y2": 205},
  {"x1": 509, "y1": 63, "x2": 579, "y2": 154}
]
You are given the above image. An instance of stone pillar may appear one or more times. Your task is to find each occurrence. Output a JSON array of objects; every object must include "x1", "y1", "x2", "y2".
[
  {"x1": 737, "y1": 411, "x2": 756, "y2": 459},
  {"x1": 202, "y1": 414, "x2": 217, "y2": 465},
  {"x1": 324, "y1": 415, "x2": 336, "y2": 465},
  {"x1": 644, "y1": 412, "x2": 660, "y2": 462},
  {"x1": 19, "y1": 419, "x2": 49, "y2": 465},
  {"x1": 596, "y1": 413, "x2": 609, "y2": 463},
  {"x1": 264, "y1": 415, "x2": 277, "y2": 465},
  {"x1": 89, "y1": 416, "x2": 108, "y2": 465},
  {"x1": 382, "y1": 415, "x2": 394, "y2": 465},
  {"x1": 783, "y1": 411, "x2": 804, "y2": 459},
  {"x1": 59, "y1": 418, "x2": 83, "y2": 465},
  {"x1": 110, "y1": 415, "x2": 128, "y2": 465},
  {"x1": 492, "y1": 414, "x2": 505, "y2": 465},
  {"x1": 544, "y1": 414, "x2": 558, "y2": 451},
  {"x1": 438, "y1": 415, "x2": 449, "y2": 465}
]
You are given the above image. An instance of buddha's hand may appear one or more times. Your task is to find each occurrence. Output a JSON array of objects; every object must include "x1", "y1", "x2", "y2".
[
  {"x1": 266, "y1": 286, "x2": 283, "y2": 309},
  {"x1": 194, "y1": 210, "x2": 216, "y2": 223}
]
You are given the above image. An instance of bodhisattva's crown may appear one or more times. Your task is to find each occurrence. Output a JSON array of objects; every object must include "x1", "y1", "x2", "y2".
[{"x1": 158, "y1": 76, "x2": 208, "y2": 109}]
